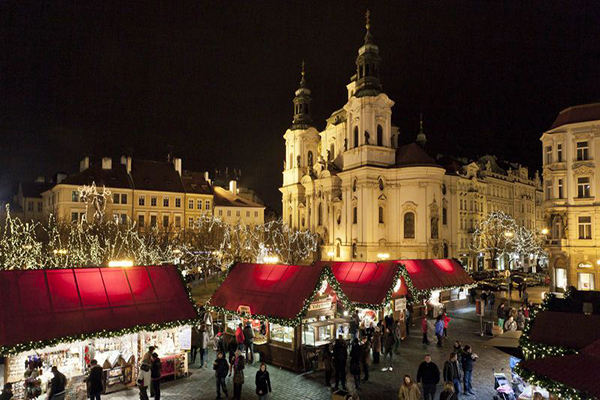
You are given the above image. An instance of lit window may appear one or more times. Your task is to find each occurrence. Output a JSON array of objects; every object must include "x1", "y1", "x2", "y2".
[
  {"x1": 139, "y1": 196, "x2": 145, "y2": 206},
  {"x1": 577, "y1": 141, "x2": 589, "y2": 161},
  {"x1": 578, "y1": 177, "x2": 590, "y2": 198},
  {"x1": 578, "y1": 216, "x2": 592, "y2": 239},
  {"x1": 404, "y1": 212, "x2": 415, "y2": 238}
]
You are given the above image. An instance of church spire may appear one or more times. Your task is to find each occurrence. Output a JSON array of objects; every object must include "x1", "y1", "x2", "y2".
[
  {"x1": 416, "y1": 113, "x2": 427, "y2": 147},
  {"x1": 354, "y1": 10, "x2": 382, "y2": 98},
  {"x1": 291, "y1": 61, "x2": 313, "y2": 130}
]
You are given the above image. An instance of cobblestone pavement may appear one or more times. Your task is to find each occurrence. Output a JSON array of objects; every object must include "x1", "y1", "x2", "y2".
[{"x1": 104, "y1": 310, "x2": 512, "y2": 400}]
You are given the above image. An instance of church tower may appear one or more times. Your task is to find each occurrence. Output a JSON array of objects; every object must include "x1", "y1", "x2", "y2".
[
  {"x1": 281, "y1": 62, "x2": 320, "y2": 228},
  {"x1": 342, "y1": 11, "x2": 396, "y2": 170}
]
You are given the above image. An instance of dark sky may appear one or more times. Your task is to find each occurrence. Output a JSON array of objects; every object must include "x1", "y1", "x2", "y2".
[{"x1": 2, "y1": 1, "x2": 600, "y2": 212}]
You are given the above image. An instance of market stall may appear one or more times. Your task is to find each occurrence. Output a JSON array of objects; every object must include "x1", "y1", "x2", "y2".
[
  {"x1": 0, "y1": 265, "x2": 199, "y2": 400},
  {"x1": 207, "y1": 262, "x2": 351, "y2": 371}
]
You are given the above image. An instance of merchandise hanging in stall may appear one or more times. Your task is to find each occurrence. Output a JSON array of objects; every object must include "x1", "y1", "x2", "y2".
[{"x1": 0, "y1": 265, "x2": 199, "y2": 400}]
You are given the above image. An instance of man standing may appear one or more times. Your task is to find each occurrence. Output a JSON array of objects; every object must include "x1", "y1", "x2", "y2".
[
  {"x1": 332, "y1": 336, "x2": 348, "y2": 391},
  {"x1": 461, "y1": 345, "x2": 477, "y2": 396},
  {"x1": 86, "y1": 360, "x2": 104, "y2": 400},
  {"x1": 243, "y1": 322, "x2": 255, "y2": 364},
  {"x1": 443, "y1": 352, "x2": 461, "y2": 395},
  {"x1": 235, "y1": 323, "x2": 245, "y2": 352},
  {"x1": 47, "y1": 367, "x2": 67, "y2": 400},
  {"x1": 150, "y1": 353, "x2": 162, "y2": 400},
  {"x1": 416, "y1": 354, "x2": 440, "y2": 400},
  {"x1": 213, "y1": 351, "x2": 229, "y2": 399}
]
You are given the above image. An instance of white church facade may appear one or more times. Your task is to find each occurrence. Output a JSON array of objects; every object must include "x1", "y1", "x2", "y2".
[{"x1": 280, "y1": 19, "x2": 543, "y2": 268}]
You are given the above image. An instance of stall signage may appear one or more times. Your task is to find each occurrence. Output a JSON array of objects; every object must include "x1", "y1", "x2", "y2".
[
  {"x1": 394, "y1": 298, "x2": 407, "y2": 312},
  {"x1": 578, "y1": 262, "x2": 593, "y2": 269},
  {"x1": 309, "y1": 299, "x2": 333, "y2": 312},
  {"x1": 179, "y1": 326, "x2": 192, "y2": 350}
]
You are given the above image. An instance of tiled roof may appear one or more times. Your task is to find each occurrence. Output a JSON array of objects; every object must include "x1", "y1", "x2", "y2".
[
  {"x1": 213, "y1": 186, "x2": 264, "y2": 208},
  {"x1": 60, "y1": 163, "x2": 133, "y2": 189},
  {"x1": 529, "y1": 311, "x2": 600, "y2": 350},
  {"x1": 181, "y1": 170, "x2": 213, "y2": 195},
  {"x1": 395, "y1": 143, "x2": 442, "y2": 168},
  {"x1": 20, "y1": 182, "x2": 54, "y2": 198},
  {"x1": 130, "y1": 159, "x2": 185, "y2": 193},
  {"x1": 550, "y1": 102, "x2": 600, "y2": 130}
]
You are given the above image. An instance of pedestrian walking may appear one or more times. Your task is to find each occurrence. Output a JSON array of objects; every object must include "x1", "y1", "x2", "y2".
[
  {"x1": 398, "y1": 375, "x2": 421, "y2": 400},
  {"x1": 504, "y1": 316, "x2": 517, "y2": 331},
  {"x1": 443, "y1": 353, "x2": 461, "y2": 395},
  {"x1": 382, "y1": 327, "x2": 396, "y2": 371},
  {"x1": 243, "y1": 322, "x2": 255, "y2": 364},
  {"x1": 255, "y1": 363, "x2": 272, "y2": 399},
  {"x1": 0, "y1": 384, "x2": 13, "y2": 400},
  {"x1": 349, "y1": 338, "x2": 362, "y2": 390},
  {"x1": 394, "y1": 320, "x2": 402, "y2": 353},
  {"x1": 150, "y1": 353, "x2": 162, "y2": 400},
  {"x1": 230, "y1": 350, "x2": 245, "y2": 400},
  {"x1": 85, "y1": 360, "x2": 104, "y2": 400},
  {"x1": 435, "y1": 316, "x2": 444, "y2": 347},
  {"x1": 235, "y1": 323, "x2": 246, "y2": 352},
  {"x1": 48, "y1": 366, "x2": 67, "y2": 400},
  {"x1": 323, "y1": 344, "x2": 334, "y2": 387},
  {"x1": 461, "y1": 345, "x2": 477, "y2": 396},
  {"x1": 488, "y1": 291, "x2": 496, "y2": 312},
  {"x1": 416, "y1": 354, "x2": 440, "y2": 400},
  {"x1": 439, "y1": 381, "x2": 458, "y2": 400},
  {"x1": 421, "y1": 316, "x2": 430, "y2": 345},
  {"x1": 333, "y1": 336, "x2": 348, "y2": 391},
  {"x1": 137, "y1": 359, "x2": 151, "y2": 400},
  {"x1": 190, "y1": 325, "x2": 201, "y2": 365},
  {"x1": 213, "y1": 351, "x2": 229, "y2": 399},
  {"x1": 442, "y1": 313, "x2": 451, "y2": 338},
  {"x1": 372, "y1": 327, "x2": 382, "y2": 364},
  {"x1": 360, "y1": 337, "x2": 371, "y2": 383},
  {"x1": 200, "y1": 325, "x2": 210, "y2": 368}
]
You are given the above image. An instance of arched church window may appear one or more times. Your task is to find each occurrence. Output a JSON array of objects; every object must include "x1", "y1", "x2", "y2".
[
  {"x1": 352, "y1": 243, "x2": 357, "y2": 258},
  {"x1": 378, "y1": 206, "x2": 384, "y2": 224},
  {"x1": 443, "y1": 242, "x2": 449, "y2": 258},
  {"x1": 354, "y1": 127, "x2": 359, "y2": 148},
  {"x1": 442, "y1": 207, "x2": 447, "y2": 225},
  {"x1": 378, "y1": 178, "x2": 384, "y2": 191},
  {"x1": 318, "y1": 203, "x2": 322, "y2": 226},
  {"x1": 336, "y1": 242, "x2": 341, "y2": 258},
  {"x1": 404, "y1": 212, "x2": 415, "y2": 239},
  {"x1": 307, "y1": 151, "x2": 314, "y2": 167},
  {"x1": 353, "y1": 206, "x2": 358, "y2": 224},
  {"x1": 330, "y1": 144, "x2": 335, "y2": 161},
  {"x1": 352, "y1": 179, "x2": 357, "y2": 192},
  {"x1": 377, "y1": 125, "x2": 383, "y2": 146}
]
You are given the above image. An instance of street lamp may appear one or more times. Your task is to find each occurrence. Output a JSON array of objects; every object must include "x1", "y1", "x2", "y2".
[
  {"x1": 377, "y1": 253, "x2": 390, "y2": 260},
  {"x1": 541, "y1": 228, "x2": 549, "y2": 235},
  {"x1": 504, "y1": 231, "x2": 514, "y2": 238},
  {"x1": 108, "y1": 260, "x2": 133, "y2": 267}
]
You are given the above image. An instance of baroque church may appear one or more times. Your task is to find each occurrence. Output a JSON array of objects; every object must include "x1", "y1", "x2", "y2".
[{"x1": 279, "y1": 16, "x2": 543, "y2": 266}]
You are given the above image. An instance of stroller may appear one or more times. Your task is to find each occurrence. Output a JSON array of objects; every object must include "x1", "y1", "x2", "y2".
[{"x1": 493, "y1": 368, "x2": 517, "y2": 400}]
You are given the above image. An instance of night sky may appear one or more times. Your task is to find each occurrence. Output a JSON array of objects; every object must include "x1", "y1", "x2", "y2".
[{"x1": 2, "y1": 1, "x2": 600, "y2": 212}]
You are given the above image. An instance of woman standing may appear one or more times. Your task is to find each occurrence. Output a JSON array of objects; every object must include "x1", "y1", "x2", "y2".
[
  {"x1": 398, "y1": 375, "x2": 420, "y2": 400},
  {"x1": 255, "y1": 363, "x2": 271, "y2": 399},
  {"x1": 230, "y1": 350, "x2": 245, "y2": 400}
]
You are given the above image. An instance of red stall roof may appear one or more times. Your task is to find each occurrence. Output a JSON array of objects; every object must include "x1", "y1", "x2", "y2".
[
  {"x1": 321, "y1": 261, "x2": 407, "y2": 306},
  {"x1": 208, "y1": 263, "x2": 328, "y2": 323},
  {"x1": 396, "y1": 259, "x2": 474, "y2": 291},
  {"x1": 0, "y1": 265, "x2": 198, "y2": 353},
  {"x1": 519, "y1": 338, "x2": 600, "y2": 398}
]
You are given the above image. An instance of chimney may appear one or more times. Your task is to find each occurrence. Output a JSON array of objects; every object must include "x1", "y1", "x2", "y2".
[
  {"x1": 172, "y1": 157, "x2": 182, "y2": 176},
  {"x1": 126, "y1": 157, "x2": 132, "y2": 174},
  {"x1": 229, "y1": 180, "x2": 237, "y2": 195},
  {"x1": 101, "y1": 157, "x2": 112, "y2": 170},
  {"x1": 80, "y1": 156, "x2": 90, "y2": 172},
  {"x1": 55, "y1": 173, "x2": 67, "y2": 184},
  {"x1": 120, "y1": 155, "x2": 127, "y2": 165}
]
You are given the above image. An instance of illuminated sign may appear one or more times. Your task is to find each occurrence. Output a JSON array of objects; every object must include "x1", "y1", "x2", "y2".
[
  {"x1": 237, "y1": 305, "x2": 251, "y2": 314},
  {"x1": 578, "y1": 262, "x2": 593, "y2": 269},
  {"x1": 309, "y1": 300, "x2": 333, "y2": 312}
]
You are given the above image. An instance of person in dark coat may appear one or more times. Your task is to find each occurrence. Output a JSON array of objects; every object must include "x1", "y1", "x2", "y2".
[
  {"x1": 227, "y1": 337, "x2": 238, "y2": 365},
  {"x1": 360, "y1": 336, "x2": 371, "y2": 383},
  {"x1": 332, "y1": 336, "x2": 348, "y2": 391},
  {"x1": 86, "y1": 359, "x2": 104, "y2": 400},
  {"x1": 213, "y1": 351, "x2": 229, "y2": 399},
  {"x1": 461, "y1": 345, "x2": 477, "y2": 395},
  {"x1": 243, "y1": 322, "x2": 255, "y2": 364},
  {"x1": 150, "y1": 353, "x2": 162, "y2": 400},
  {"x1": 230, "y1": 350, "x2": 245, "y2": 400},
  {"x1": 372, "y1": 327, "x2": 382, "y2": 364},
  {"x1": 48, "y1": 367, "x2": 67, "y2": 400},
  {"x1": 322, "y1": 344, "x2": 333, "y2": 387},
  {"x1": 443, "y1": 353, "x2": 461, "y2": 395},
  {"x1": 416, "y1": 354, "x2": 440, "y2": 400},
  {"x1": 349, "y1": 338, "x2": 361, "y2": 390},
  {"x1": 381, "y1": 327, "x2": 396, "y2": 371},
  {"x1": 0, "y1": 383, "x2": 13, "y2": 400},
  {"x1": 255, "y1": 363, "x2": 271, "y2": 399},
  {"x1": 191, "y1": 326, "x2": 201, "y2": 364},
  {"x1": 439, "y1": 381, "x2": 458, "y2": 400}
]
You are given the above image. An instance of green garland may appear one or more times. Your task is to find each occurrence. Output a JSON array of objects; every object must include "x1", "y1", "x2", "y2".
[
  {"x1": 1, "y1": 265, "x2": 202, "y2": 356},
  {"x1": 514, "y1": 364, "x2": 592, "y2": 400},
  {"x1": 205, "y1": 265, "x2": 353, "y2": 327}
]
